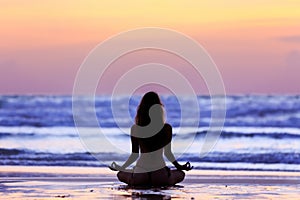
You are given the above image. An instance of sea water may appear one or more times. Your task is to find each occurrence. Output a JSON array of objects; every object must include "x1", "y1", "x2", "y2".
[{"x1": 0, "y1": 95, "x2": 299, "y2": 171}]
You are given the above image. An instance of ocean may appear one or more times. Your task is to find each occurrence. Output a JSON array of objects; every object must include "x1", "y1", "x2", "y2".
[{"x1": 0, "y1": 95, "x2": 300, "y2": 171}]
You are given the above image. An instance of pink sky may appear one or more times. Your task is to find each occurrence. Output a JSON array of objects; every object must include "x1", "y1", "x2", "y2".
[{"x1": 1, "y1": 1, "x2": 300, "y2": 94}]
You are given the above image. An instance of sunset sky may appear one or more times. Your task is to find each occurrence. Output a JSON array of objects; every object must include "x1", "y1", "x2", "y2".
[{"x1": 1, "y1": 0, "x2": 300, "y2": 94}]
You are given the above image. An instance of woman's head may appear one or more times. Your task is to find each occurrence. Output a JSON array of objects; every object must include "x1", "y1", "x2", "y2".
[{"x1": 135, "y1": 91, "x2": 164, "y2": 126}]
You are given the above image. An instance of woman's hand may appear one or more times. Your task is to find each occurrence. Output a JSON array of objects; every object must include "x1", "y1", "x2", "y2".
[
  {"x1": 108, "y1": 162, "x2": 124, "y2": 171},
  {"x1": 175, "y1": 161, "x2": 193, "y2": 171}
]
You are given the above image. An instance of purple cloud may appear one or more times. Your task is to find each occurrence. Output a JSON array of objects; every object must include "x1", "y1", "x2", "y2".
[{"x1": 278, "y1": 35, "x2": 300, "y2": 43}]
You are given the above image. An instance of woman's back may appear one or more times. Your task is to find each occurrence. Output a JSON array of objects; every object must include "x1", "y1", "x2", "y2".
[
  {"x1": 132, "y1": 123, "x2": 172, "y2": 153},
  {"x1": 132, "y1": 123, "x2": 172, "y2": 172}
]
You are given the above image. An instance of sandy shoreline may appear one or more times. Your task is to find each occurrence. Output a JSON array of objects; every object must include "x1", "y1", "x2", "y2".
[{"x1": 1, "y1": 166, "x2": 300, "y2": 199}]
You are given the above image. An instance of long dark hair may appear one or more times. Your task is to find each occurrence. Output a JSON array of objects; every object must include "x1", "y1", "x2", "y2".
[{"x1": 135, "y1": 91, "x2": 164, "y2": 126}]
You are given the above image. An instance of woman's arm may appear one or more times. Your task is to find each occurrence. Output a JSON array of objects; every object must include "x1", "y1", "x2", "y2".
[
  {"x1": 119, "y1": 134, "x2": 139, "y2": 169},
  {"x1": 109, "y1": 126, "x2": 139, "y2": 171},
  {"x1": 164, "y1": 124, "x2": 193, "y2": 171},
  {"x1": 163, "y1": 124, "x2": 177, "y2": 163}
]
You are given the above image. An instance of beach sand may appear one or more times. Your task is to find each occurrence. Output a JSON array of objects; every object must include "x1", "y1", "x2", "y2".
[{"x1": 1, "y1": 166, "x2": 300, "y2": 199}]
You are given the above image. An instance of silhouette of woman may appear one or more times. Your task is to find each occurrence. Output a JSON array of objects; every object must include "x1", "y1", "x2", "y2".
[{"x1": 109, "y1": 91, "x2": 193, "y2": 186}]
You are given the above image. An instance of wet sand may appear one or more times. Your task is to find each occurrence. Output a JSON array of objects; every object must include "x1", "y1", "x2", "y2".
[{"x1": 1, "y1": 166, "x2": 300, "y2": 199}]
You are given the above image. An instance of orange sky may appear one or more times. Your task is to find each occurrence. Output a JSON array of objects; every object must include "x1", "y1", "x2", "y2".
[{"x1": 1, "y1": 0, "x2": 300, "y2": 94}]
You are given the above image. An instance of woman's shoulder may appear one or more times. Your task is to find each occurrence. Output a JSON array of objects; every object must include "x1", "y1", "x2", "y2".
[
  {"x1": 130, "y1": 124, "x2": 138, "y2": 135},
  {"x1": 131, "y1": 123, "x2": 172, "y2": 128},
  {"x1": 131, "y1": 124, "x2": 137, "y2": 129},
  {"x1": 163, "y1": 123, "x2": 172, "y2": 141},
  {"x1": 164, "y1": 123, "x2": 172, "y2": 130},
  {"x1": 130, "y1": 123, "x2": 172, "y2": 133}
]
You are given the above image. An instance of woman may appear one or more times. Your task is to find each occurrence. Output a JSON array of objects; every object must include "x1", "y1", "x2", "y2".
[{"x1": 109, "y1": 91, "x2": 193, "y2": 186}]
